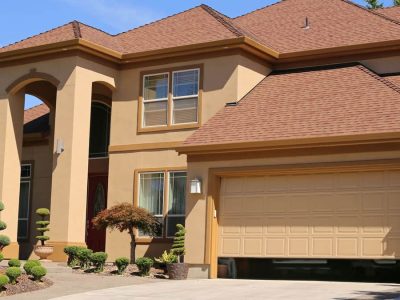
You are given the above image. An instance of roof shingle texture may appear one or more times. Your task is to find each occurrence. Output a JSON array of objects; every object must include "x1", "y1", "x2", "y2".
[
  {"x1": 24, "y1": 104, "x2": 49, "y2": 124},
  {"x1": 3, "y1": 0, "x2": 400, "y2": 55},
  {"x1": 184, "y1": 65, "x2": 400, "y2": 147},
  {"x1": 376, "y1": 6, "x2": 400, "y2": 22}
]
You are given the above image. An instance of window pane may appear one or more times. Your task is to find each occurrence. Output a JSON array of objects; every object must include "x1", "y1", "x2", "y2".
[
  {"x1": 139, "y1": 173, "x2": 164, "y2": 216},
  {"x1": 173, "y1": 70, "x2": 199, "y2": 97},
  {"x1": 143, "y1": 101, "x2": 167, "y2": 127},
  {"x1": 18, "y1": 220, "x2": 28, "y2": 240},
  {"x1": 168, "y1": 172, "x2": 186, "y2": 215},
  {"x1": 18, "y1": 182, "x2": 30, "y2": 219},
  {"x1": 89, "y1": 103, "x2": 111, "y2": 158},
  {"x1": 173, "y1": 97, "x2": 198, "y2": 124},
  {"x1": 167, "y1": 216, "x2": 185, "y2": 237},
  {"x1": 21, "y1": 165, "x2": 31, "y2": 178},
  {"x1": 144, "y1": 74, "x2": 168, "y2": 100}
]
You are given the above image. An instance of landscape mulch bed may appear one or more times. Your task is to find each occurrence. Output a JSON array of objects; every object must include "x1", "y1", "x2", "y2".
[
  {"x1": 0, "y1": 267, "x2": 53, "y2": 297},
  {"x1": 72, "y1": 263, "x2": 168, "y2": 279}
]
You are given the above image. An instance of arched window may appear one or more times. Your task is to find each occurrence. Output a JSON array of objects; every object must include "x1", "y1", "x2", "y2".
[{"x1": 89, "y1": 102, "x2": 111, "y2": 158}]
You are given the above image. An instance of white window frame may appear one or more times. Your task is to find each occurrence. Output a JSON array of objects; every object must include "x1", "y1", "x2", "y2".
[
  {"x1": 171, "y1": 68, "x2": 200, "y2": 125},
  {"x1": 18, "y1": 164, "x2": 32, "y2": 241},
  {"x1": 142, "y1": 72, "x2": 169, "y2": 128}
]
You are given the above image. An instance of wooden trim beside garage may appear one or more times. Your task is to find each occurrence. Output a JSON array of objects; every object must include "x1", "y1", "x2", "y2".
[{"x1": 205, "y1": 158, "x2": 400, "y2": 279}]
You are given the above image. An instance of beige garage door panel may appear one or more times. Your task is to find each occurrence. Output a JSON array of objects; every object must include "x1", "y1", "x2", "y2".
[{"x1": 218, "y1": 170, "x2": 400, "y2": 259}]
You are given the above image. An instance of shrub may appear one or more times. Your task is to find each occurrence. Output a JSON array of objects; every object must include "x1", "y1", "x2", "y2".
[
  {"x1": 135, "y1": 257, "x2": 153, "y2": 276},
  {"x1": 31, "y1": 266, "x2": 47, "y2": 281},
  {"x1": 35, "y1": 208, "x2": 51, "y2": 246},
  {"x1": 24, "y1": 260, "x2": 41, "y2": 275},
  {"x1": 0, "y1": 221, "x2": 7, "y2": 231},
  {"x1": 115, "y1": 257, "x2": 129, "y2": 274},
  {"x1": 76, "y1": 248, "x2": 93, "y2": 269},
  {"x1": 90, "y1": 252, "x2": 108, "y2": 273},
  {"x1": 171, "y1": 224, "x2": 186, "y2": 263},
  {"x1": 8, "y1": 259, "x2": 20, "y2": 267},
  {"x1": 155, "y1": 250, "x2": 178, "y2": 264},
  {"x1": 6, "y1": 267, "x2": 21, "y2": 284},
  {"x1": 64, "y1": 246, "x2": 83, "y2": 267},
  {"x1": 0, "y1": 253, "x2": 4, "y2": 263},
  {"x1": 0, "y1": 275, "x2": 9, "y2": 289},
  {"x1": 0, "y1": 202, "x2": 9, "y2": 252}
]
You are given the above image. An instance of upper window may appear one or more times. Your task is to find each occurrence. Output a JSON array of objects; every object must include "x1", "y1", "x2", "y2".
[
  {"x1": 18, "y1": 164, "x2": 32, "y2": 241},
  {"x1": 141, "y1": 67, "x2": 201, "y2": 131},
  {"x1": 89, "y1": 102, "x2": 111, "y2": 158}
]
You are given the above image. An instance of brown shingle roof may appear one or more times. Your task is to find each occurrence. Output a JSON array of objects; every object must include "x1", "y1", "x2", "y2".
[
  {"x1": 233, "y1": 0, "x2": 400, "y2": 54},
  {"x1": 24, "y1": 104, "x2": 49, "y2": 124},
  {"x1": 3, "y1": 1, "x2": 400, "y2": 57},
  {"x1": 183, "y1": 64, "x2": 400, "y2": 147},
  {"x1": 375, "y1": 6, "x2": 400, "y2": 22}
]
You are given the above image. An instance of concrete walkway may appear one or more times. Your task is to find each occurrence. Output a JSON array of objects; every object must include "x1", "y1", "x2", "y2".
[
  {"x1": 50, "y1": 279, "x2": 400, "y2": 300},
  {"x1": 4, "y1": 262, "x2": 160, "y2": 300}
]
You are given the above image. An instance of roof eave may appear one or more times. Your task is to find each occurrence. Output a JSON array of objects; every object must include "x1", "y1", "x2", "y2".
[{"x1": 177, "y1": 132, "x2": 400, "y2": 156}]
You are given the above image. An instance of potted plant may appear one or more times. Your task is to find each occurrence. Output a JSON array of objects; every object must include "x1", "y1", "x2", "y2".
[
  {"x1": 167, "y1": 224, "x2": 188, "y2": 280},
  {"x1": 33, "y1": 208, "x2": 54, "y2": 261}
]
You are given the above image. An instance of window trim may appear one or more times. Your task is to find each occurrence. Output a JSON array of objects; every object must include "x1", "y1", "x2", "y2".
[
  {"x1": 133, "y1": 167, "x2": 187, "y2": 242},
  {"x1": 18, "y1": 162, "x2": 34, "y2": 242},
  {"x1": 138, "y1": 64, "x2": 203, "y2": 133}
]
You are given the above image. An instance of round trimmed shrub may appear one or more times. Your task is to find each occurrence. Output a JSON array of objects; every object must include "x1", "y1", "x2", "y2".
[
  {"x1": 24, "y1": 260, "x2": 41, "y2": 275},
  {"x1": 8, "y1": 259, "x2": 20, "y2": 267},
  {"x1": 135, "y1": 257, "x2": 153, "y2": 276},
  {"x1": 90, "y1": 252, "x2": 107, "y2": 273},
  {"x1": 0, "y1": 275, "x2": 9, "y2": 289},
  {"x1": 0, "y1": 202, "x2": 4, "y2": 211},
  {"x1": 0, "y1": 235, "x2": 10, "y2": 249},
  {"x1": 0, "y1": 253, "x2": 4, "y2": 263},
  {"x1": 31, "y1": 266, "x2": 47, "y2": 281},
  {"x1": 115, "y1": 257, "x2": 129, "y2": 275},
  {"x1": 36, "y1": 208, "x2": 50, "y2": 216},
  {"x1": 0, "y1": 221, "x2": 7, "y2": 231},
  {"x1": 64, "y1": 246, "x2": 82, "y2": 267},
  {"x1": 6, "y1": 267, "x2": 21, "y2": 284},
  {"x1": 76, "y1": 248, "x2": 93, "y2": 269}
]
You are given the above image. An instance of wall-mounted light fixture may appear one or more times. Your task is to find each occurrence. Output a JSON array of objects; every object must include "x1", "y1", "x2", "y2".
[
  {"x1": 56, "y1": 138, "x2": 65, "y2": 154},
  {"x1": 190, "y1": 178, "x2": 202, "y2": 194}
]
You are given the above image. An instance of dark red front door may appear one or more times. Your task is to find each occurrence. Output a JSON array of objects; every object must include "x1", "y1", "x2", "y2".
[{"x1": 86, "y1": 175, "x2": 108, "y2": 252}]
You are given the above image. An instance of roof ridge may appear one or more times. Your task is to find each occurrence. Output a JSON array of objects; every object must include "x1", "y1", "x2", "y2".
[
  {"x1": 233, "y1": 0, "x2": 286, "y2": 19},
  {"x1": 71, "y1": 21, "x2": 82, "y2": 38},
  {"x1": 73, "y1": 20, "x2": 114, "y2": 37},
  {"x1": 357, "y1": 64, "x2": 400, "y2": 95},
  {"x1": 340, "y1": 0, "x2": 400, "y2": 26},
  {"x1": 115, "y1": 5, "x2": 206, "y2": 37},
  {"x1": 199, "y1": 4, "x2": 244, "y2": 37},
  {"x1": 0, "y1": 21, "x2": 77, "y2": 49}
]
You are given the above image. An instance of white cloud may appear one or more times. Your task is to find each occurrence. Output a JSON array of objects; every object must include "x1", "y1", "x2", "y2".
[{"x1": 59, "y1": 0, "x2": 162, "y2": 32}]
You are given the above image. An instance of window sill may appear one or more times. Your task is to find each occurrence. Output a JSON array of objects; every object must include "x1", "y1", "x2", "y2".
[
  {"x1": 138, "y1": 123, "x2": 200, "y2": 133},
  {"x1": 136, "y1": 237, "x2": 173, "y2": 244}
]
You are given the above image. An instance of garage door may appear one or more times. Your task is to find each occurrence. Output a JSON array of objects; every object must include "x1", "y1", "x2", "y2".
[{"x1": 218, "y1": 170, "x2": 400, "y2": 259}]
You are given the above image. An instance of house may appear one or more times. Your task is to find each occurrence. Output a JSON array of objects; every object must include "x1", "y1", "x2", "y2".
[{"x1": 2, "y1": 0, "x2": 400, "y2": 279}]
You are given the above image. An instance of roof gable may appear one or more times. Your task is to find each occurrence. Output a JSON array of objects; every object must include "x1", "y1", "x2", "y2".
[{"x1": 183, "y1": 64, "x2": 400, "y2": 148}]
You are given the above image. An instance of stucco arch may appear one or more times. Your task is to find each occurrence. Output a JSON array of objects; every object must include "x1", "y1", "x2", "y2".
[{"x1": 6, "y1": 71, "x2": 60, "y2": 95}]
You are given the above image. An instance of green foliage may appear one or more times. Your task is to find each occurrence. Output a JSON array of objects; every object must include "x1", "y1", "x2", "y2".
[
  {"x1": 364, "y1": 0, "x2": 383, "y2": 9},
  {"x1": 0, "y1": 221, "x2": 7, "y2": 231},
  {"x1": 6, "y1": 267, "x2": 21, "y2": 284},
  {"x1": 0, "y1": 253, "x2": 4, "y2": 263},
  {"x1": 23, "y1": 260, "x2": 41, "y2": 275},
  {"x1": 36, "y1": 208, "x2": 50, "y2": 216},
  {"x1": 135, "y1": 257, "x2": 153, "y2": 276},
  {"x1": 76, "y1": 248, "x2": 93, "y2": 269},
  {"x1": 8, "y1": 259, "x2": 20, "y2": 267},
  {"x1": 89, "y1": 252, "x2": 108, "y2": 273},
  {"x1": 0, "y1": 235, "x2": 10, "y2": 248},
  {"x1": 64, "y1": 246, "x2": 84, "y2": 267},
  {"x1": 115, "y1": 257, "x2": 129, "y2": 274},
  {"x1": 395, "y1": 0, "x2": 400, "y2": 5},
  {"x1": 0, "y1": 275, "x2": 9, "y2": 289},
  {"x1": 171, "y1": 224, "x2": 186, "y2": 262},
  {"x1": 31, "y1": 266, "x2": 47, "y2": 281},
  {"x1": 155, "y1": 250, "x2": 178, "y2": 264},
  {"x1": 0, "y1": 202, "x2": 4, "y2": 212},
  {"x1": 36, "y1": 208, "x2": 50, "y2": 246}
]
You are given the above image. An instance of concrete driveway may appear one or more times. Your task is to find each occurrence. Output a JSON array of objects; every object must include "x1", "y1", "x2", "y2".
[{"x1": 52, "y1": 279, "x2": 400, "y2": 300}]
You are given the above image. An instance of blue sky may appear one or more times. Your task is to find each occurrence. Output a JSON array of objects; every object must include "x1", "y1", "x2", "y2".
[{"x1": 1, "y1": 0, "x2": 395, "y2": 109}]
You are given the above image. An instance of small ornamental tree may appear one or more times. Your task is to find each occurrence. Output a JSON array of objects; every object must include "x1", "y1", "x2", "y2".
[
  {"x1": 364, "y1": 0, "x2": 383, "y2": 9},
  {"x1": 35, "y1": 208, "x2": 50, "y2": 246},
  {"x1": 395, "y1": 0, "x2": 400, "y2": 6},
  {"x1": 171, "y1": 224, "x2": 186, "y2": 263},
  {"x1": 92, "y1": 203, "x2": 159, "y2": 263},
  {"x1": 0, "y1": 202, "x2": 10, "y2": 251}
]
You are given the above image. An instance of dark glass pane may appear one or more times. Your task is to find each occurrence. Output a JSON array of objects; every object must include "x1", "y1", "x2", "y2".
[
  {"x1": 167, "y1": 216, "x2": 185, "y2": 237},
  {"x1": 168, "y1": 172, "x2": 186, "y2": 215},
  {"x1": 18, "y1": 182, "x2": 30, "y2": 218},
  {"x1": 89, "y1": 103, "x2": 111, "y2": 158},
  {"x1": 17, "y1": 220, "x2": 28, "y2": 240},
  {"x1": 173, "y1": 70, "x2": 199, "y2": 97},
  {"x1": 20, "y1": 165, "x2": 31, "y2": 178}
]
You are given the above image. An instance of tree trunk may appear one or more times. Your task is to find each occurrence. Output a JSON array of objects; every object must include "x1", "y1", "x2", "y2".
[{"x1": 128, "y1": 227, "x2": 136, "y2": 264}]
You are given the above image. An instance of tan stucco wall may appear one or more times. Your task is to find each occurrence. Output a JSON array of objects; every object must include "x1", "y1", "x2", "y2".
[{"x1": 185, "y1": 149, "x2": 400, "y2": 271}]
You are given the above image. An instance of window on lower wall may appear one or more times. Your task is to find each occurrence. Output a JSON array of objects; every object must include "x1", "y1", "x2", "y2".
[
  {"x1": 138, "y1": 170, "x2": 186, "y2": 238},
  {"x1": 18, "y1": 164, "x2": 32, "y2": 241}
]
